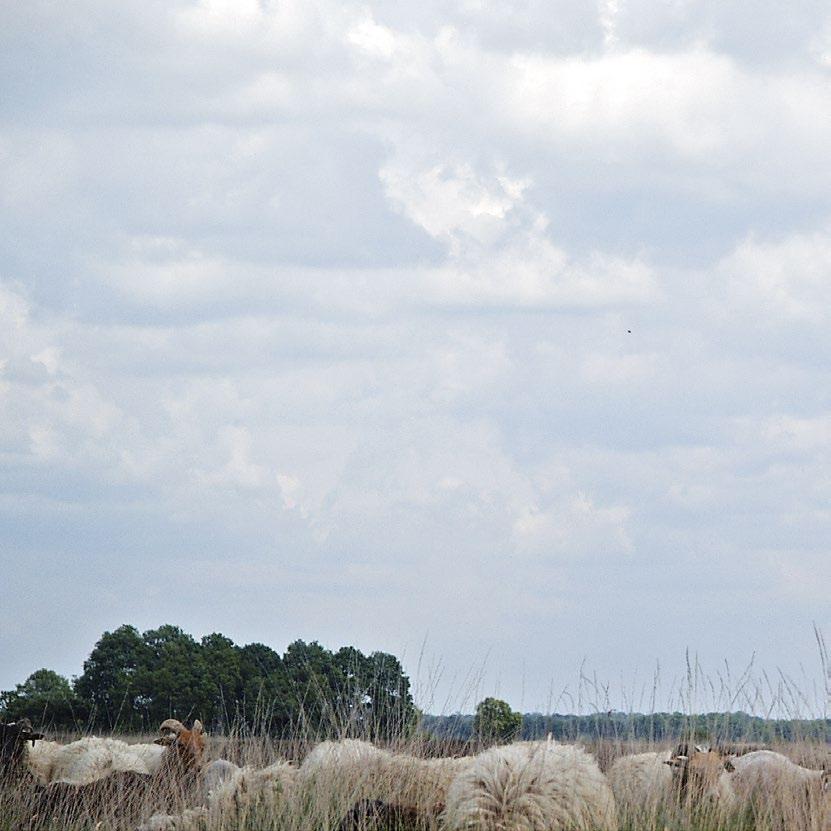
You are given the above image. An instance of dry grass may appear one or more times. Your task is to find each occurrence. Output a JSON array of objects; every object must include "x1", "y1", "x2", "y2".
[
  {"x1": 1, "y1": 731, "x2": 828, "y2": 831},
  {"x1": 3, "y1": 635, "x2": 828, "y2": 831}
]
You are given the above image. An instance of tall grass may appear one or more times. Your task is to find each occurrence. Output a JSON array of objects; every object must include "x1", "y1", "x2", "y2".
[{"x1": 1, "y1": 644, "x2": 828, "y2": 831}]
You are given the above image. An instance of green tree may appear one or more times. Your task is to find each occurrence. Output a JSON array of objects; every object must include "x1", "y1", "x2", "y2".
[
  {"x1": 236, "y1": 642, "x2": 292, "y2": 733},
  {"x1": 282, "y1": 640, "x2": 344, "y2": 735},
  {"x1": 134, "y1": 625, "x2": 214, "y2": 726},
  {"x1": 200, "y1": 633, "x2": 242, "y2": 730},
  {"x1": 474, "y1": 697, "x2": 522, "y2": 744},
  {"x1": 1, "y1": 669, "x2": 84, "y2": 727},
  {"x1": 74, "y1": 624, "x2": 149, "y2": 729}
]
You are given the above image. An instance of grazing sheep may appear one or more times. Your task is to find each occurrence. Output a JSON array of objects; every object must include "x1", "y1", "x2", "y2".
[
  {"x1": 607, "y1": 750, "x2": 673, "y2": 820},
  {"x1": 336, "y1": 752, "x2": 477, "y2": 830},
  {"x1": 207, "y1": 759, "x2": 296, "y2": 815},
  {"x1": 443, "y1": 740, "x2": 617, "y2": 831},
  {"x1": 37, "y1": 736, "x2": 164, "y2": 784}
]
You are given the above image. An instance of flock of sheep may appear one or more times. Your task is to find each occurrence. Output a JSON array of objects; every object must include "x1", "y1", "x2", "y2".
[{"x1": 1, "y1": 717, "x2": 829, "y2": 830}]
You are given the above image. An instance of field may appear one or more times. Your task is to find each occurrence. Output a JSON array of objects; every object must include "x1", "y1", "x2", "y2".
[{"x1": 1, "y1": 729, "x2": 828, "y2": 831}]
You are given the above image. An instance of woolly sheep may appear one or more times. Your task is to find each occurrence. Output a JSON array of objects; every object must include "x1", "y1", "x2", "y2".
[
  {"x1": 380, "y1": 753, "x2": 474, "y2": 813},
  {"x1": 138, "y1": 760, "x2": 297, "y2": 831},
  {"x1": 298, "y1": 738, "x2": 392, "y2": 821},
  {"x1": 607, "y1": 750, "x2": 673, "y2": 819},
  {"x1": 729, "y1": 749, "x2": 828, "y2": 827},
  {"x1": 729, "y1": 750, "x2": 829, "y2": 796},
  {"x1": 25, "y1": 719, "x2": 202, "y2": 786},
  {"x1": 200, "y1": 758, "x2": 240, "y2": 801},
  {"x1": 444, "y1": 740, "x2": 617, "y2": 831},
  {"x1": 208, "y1": 759, "x2": 297, "y2": 814}
]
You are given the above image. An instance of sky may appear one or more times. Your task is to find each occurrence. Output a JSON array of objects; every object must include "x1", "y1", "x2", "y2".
[{"x1": 1, "y1": 0, "x2": 830, "y2": 718}]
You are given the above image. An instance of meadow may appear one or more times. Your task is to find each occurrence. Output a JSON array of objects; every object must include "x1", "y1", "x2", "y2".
[
  {"x1": 2, "y1": 634, "x2": 828, "y2": 831},
  {"x1": 1, "y1": 722, "x2": 828, "y2": 830}
]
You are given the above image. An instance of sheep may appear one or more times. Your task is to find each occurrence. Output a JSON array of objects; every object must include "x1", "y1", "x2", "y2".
[
  {"x1": 380, "y1": 753, "x2": 473, "y2": 814},
  {"x1": 443, "y1": 740, "x2": 617, "y2": 831},
  {"x1": 297, "y1": 738, "x2": 393, "y2": 823},
  {"x1": 19, "y1": 720, "x2": 206, "y2": 828},
  {"x1": 137, "y1": 759, "x2": 298, "y2": 831},
  {"x1": 729, "y1": 749, "x2": 829, "y2": 795},
  {"x1": 23, "y1": 719, "x2": 201, "y2": 786},
  {"x1": 728, "y1": 750, "x2": 829, "y2": 829},
  {"x1": 299, "y1": 739, "x2": 474, "y2": 827},
  {"x1": 666, "y1": 745, "x2": 736, "y2": 801},
  {"x1": 200, "y1": 758, "x2": 241, "y2": 801},
  {"x1": 607, "y1": 750, "x2": 673, "y2": 820},
  {"x1": 0, "y1": 719, "x2": 44, "y2": 780},
  {"x1": 335, "y1": 752, "x2": 476, "y2": 830}
]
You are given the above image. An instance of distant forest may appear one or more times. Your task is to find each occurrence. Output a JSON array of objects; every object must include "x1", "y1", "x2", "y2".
[
  {"x1": 422, "y1": 712, "x2": 831, "y2": 744},
  {"x1": 2, "y1": 624, "x2": 828, "y2": 743}
]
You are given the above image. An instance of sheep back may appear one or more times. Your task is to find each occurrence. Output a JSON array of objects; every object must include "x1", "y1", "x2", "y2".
[
  {"x1": 607, "y1": 750, "x2": 672, "y2": 819},
  {"x1": 444, "y1": 741, "x2": 617, "y2": 831}
]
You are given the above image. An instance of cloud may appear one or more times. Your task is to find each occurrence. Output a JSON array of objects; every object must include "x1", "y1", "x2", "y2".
[{"x1": 1, "y1": 0, "x2": 830, "y2": 710}]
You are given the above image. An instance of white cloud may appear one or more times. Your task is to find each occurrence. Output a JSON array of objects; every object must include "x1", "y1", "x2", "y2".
[{"x1": 2, "y1": 0, "x2": 830, "y2": 709}]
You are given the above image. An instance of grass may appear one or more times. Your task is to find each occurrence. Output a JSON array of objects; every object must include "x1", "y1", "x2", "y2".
[
  {"x1": 2, "y1": 638, "x2": 828, "y2": 831},
  {"x1": 2, "y1": 731, "x2": 828, "y2": 831}
]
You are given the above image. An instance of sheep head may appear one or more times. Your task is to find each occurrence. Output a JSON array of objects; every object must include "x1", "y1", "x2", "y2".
[
  {"x1": 0, "y1": 719, "x2": 45, "y2": 771},
  {"x1": 154, "y1": 719, "x2": 206, "y2": 774},
  {"x1": 665, "y1": 746, "x2": 734, "y2": 803}
]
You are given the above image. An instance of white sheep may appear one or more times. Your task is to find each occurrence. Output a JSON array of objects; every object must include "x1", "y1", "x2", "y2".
[
  {"x1": 729, "y1": 749, "x2": 828, "y2": 827},
  {"x1": 297, "y1": 738, "x2": 392, "y2": 821},
  {"x1": 27, "y1": 736, "x2": 163, "y2": 785},
  {"x1": 606, "y1": 750, "x2": 673, "y2": 820},
  {"x1": 730, "y1": 749, "x2": 828, "y2": 795},
  {"x1": 377, "y1": 752, "x2": 474, "y2": 813},
  {"x1": 26, "y1": 720, "x2": 205, "y2": 787},
  {"x1": 444, "y1": 740, "x2": 617, "y2": 831},
  {"x1": 208, "y1": 759, "x2": 296, "y2": 812},
  {"x1": 138, "y1": 759, "x2": 297, "y2": 831}
]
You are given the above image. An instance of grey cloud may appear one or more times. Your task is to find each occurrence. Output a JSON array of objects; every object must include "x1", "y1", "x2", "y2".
[{"x1": 1, "y1": 1, "x2": 829, "y2": 712}]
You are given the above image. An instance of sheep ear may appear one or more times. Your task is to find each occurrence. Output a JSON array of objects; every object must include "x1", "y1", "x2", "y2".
[
  {"x1": 192, "y1": 719, "x2": 203, "y2": 734},
  {"x1": 724, "y1": 759, "x2": 735, "y2": 772}
]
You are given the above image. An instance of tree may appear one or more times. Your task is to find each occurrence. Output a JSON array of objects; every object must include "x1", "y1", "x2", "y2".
[
  {"x1": 74, "y1": 624, "x2": 149, "y2": 729},
  {"x1": 236, "y1": 642, "x2": 292, "y2": 731},
  {"x1": 474, "y1": 697, "x2": 522, "y2": 744},
  {"x1": 1, "y1": 669, "x2": 84, "y2": 727},
  {"x1": 282, "y1": 640, "x2": 344, "y2": 735},
  {"x1": 133, "y1": 625, "x2": 214, "y2": 726},
  {"x1": 200, "y1": 633, "x2": 242, "y2": 730}
]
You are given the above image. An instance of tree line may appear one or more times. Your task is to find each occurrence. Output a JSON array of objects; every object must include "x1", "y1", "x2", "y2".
[
  {"x1": 0, "y1": 624, "x2": 416, "y2": 738},
  {"x1": 424, "y1": 710, "x2": 831, "y2": 744},
  {"x1": 4, "y1": 625, "x2": 827, "y2": 744}
]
